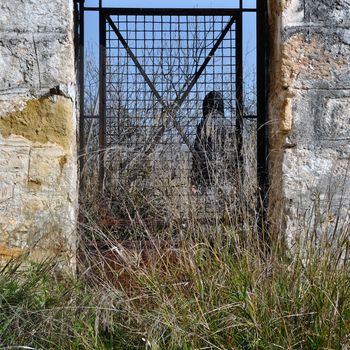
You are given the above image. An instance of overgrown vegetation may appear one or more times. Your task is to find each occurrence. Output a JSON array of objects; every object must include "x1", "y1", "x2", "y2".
[{"x1": 1, "y1": 191, "x2": 349, "y2": 349}]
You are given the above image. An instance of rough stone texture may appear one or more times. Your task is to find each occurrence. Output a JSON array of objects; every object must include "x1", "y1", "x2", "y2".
[
  {"x1": 269, "y1": 0, "x2": 350, "y2": 241},
  {"x1": 0, "y1": 0, "x2": 77, "y2": 269}
]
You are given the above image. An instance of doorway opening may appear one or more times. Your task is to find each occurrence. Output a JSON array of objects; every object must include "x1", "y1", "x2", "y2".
[{"x1": 75, "y1": 0, "x2": 268, "y2": 234}]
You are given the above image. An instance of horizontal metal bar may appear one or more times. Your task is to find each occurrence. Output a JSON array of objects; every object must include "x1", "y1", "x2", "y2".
[
  {"x1": 101, "y1": 8, "x2": 256, "y2": 16},
  {"x1": 82, "y1": 7, "x2": 101, "y2": 11},
  {"x1": 84, "y1": 115, "x2": 99, "y2": 119},
  {"x1": 84, "y1": 7, "x2": 257, "y2": 13},
  {"x1": 243, "y1": 115, "x2": 258, "y2": 119}
]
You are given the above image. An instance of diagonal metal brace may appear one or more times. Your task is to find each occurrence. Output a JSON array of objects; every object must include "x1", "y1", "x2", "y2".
[
  {"x1": 106, "y1": 16, "x2": 165, "y2": 109},
  {"x1": 106, "y1": 15, "x2": 236, "y2": 168},
  {"x1": 106, "y1": 15, "x2": 194, "y2": 158}
]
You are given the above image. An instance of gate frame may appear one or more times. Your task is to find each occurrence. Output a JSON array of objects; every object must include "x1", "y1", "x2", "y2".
[{"x1": 75, "y1": 0, "x2": 270, "y2": 235}]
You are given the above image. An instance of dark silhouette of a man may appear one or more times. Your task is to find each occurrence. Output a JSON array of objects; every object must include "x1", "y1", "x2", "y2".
[{"x1": 191, "y1": 91, "x2": 231, "y2": 193}]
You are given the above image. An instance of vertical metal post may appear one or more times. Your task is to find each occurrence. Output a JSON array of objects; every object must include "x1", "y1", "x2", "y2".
[
  {"x1": 257, "y1": 0, "x2": 270, "y2": 244},
  {"x1": 99, "y1": 11, "x2": 106, "y2": 190},
  {"x1": 78, "y1": 0, "x2": 85, "y2": 190},
  {"x1": 74, "y1": 1, "x2": 79, "y2": 65},
  {"x1": 235, "y1": 13, "x2": 244, "y2": 175}
]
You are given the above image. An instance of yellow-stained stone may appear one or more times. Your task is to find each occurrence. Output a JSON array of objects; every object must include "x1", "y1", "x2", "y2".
[
  {"x1": 280, "y1": 97, "x2": 293, "y2": 133},
  {"x1": 0, "y1": 96, "x2": 73, "y2": 151},
  {"x1": 28, "y1": 146, "x2": 67, "y2": 189}
]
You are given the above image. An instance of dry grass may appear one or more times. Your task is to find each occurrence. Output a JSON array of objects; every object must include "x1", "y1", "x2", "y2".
[
  {"x1": 1, "y1": 187, "x2": 349, "y2": 349},
  {"x1": 71, "y1": 141, "x2": 350, "y2": 349},
  {"x1": 1, "y1": 122, "x2": 348, "y2": 348}
]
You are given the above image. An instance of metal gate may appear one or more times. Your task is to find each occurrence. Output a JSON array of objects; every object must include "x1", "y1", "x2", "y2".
[{"x1": 76, "y1": 1, "x2": 269, "y2": 228}]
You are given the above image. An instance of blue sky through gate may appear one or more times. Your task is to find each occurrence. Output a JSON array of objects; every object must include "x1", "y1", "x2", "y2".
[{"x1": 84, "y1": 0, "x2": 257, "y2": 113}]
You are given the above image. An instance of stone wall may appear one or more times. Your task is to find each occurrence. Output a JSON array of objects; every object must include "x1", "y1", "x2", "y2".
[
  {"x1": 269, "y1": 0, "x2": 350, "y2": 241},
  {"x1": 0, "y1": 0, "x2": 77, "y2": 268}
]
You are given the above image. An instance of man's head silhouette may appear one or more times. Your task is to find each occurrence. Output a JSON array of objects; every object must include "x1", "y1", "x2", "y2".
[{"x1": 202, "y1": 91, "x2": 224, "y2": 118}]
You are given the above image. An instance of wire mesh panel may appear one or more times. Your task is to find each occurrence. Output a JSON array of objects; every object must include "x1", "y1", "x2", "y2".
[{"x1": 97, "y1": 9, "x2": 249, "y2": 226}]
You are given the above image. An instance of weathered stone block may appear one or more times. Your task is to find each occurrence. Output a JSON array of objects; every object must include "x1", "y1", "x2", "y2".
[
  {"x1": 0, "y1": 183, "x2": 14, "y2": 203},
  {"x1": 0, "y1": 145, "x2": 30, "y2": 174},
  {"x1": 269, "y1": 0, "x2": 350, "y2": 241},
  {"x1": 0, "y1": 1, "x2": 72, "y2": 34},
  {"x1": 281, "y1": 29, "x2": 350, "y2": 90},
  {"x1": 281, "y1": 147, "x2": 349, "y2": 238},
  {"x1": 28, "y1": 146, "x2": 70, "y2": 192},
  {"x1": 0, "y1": 0, "x2": 77, "y2": 270},
  {"x1": 287, "y1": 90, "x2": 350, "y2": 150},
  {"x1": 317, "y1": 97, "x2": 350, "y2": 141},
  {"x1": 282, "y1": 0, "x2": 304, "y2": 26},
  {"x1": 305, "y1": 0, "x2": 350, "y2": 25},
  {"x1": 282, "y1": 148, "x2": 345, "y2": 198},
  {"x1": 0, "y1": 34, "x2": 74, "y2": 91}
]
